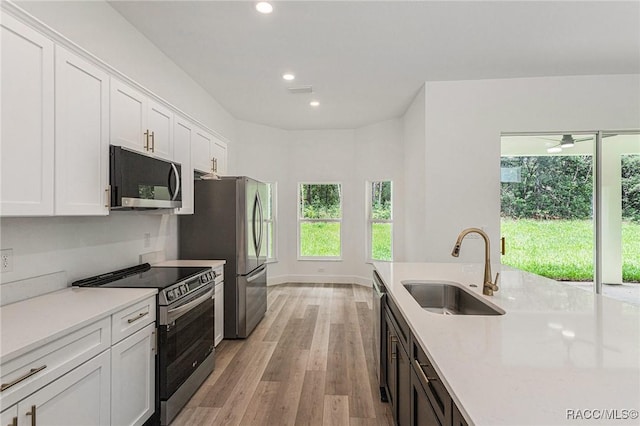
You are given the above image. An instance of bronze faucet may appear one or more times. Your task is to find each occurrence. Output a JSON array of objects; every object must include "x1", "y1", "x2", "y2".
[{"x1": 451, "y1": 228, "x2": 500, "y2": 296}]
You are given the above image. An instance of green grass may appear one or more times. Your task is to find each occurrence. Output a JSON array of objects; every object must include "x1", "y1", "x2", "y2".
[
  {"x1": 372, "y1": 223, "x2": 392, "y2": 261},
  {"x1": 501, "y1": 219, "x2": 640, "y2": 282},
  {"x1": 300, "y1": 222, "x2": 341, "y2": 257}
]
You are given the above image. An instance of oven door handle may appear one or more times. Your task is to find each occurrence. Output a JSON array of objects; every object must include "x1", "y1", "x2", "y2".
[{"x1": 166, "y1": 287, "x2": 214, "y2": 323}]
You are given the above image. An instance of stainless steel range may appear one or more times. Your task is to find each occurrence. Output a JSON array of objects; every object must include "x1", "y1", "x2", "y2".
[{"x1": 73, "y1": 263, "x2": 218, "y2": 425}]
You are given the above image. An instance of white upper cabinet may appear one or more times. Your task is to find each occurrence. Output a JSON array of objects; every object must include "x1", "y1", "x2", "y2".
[
  {"x1": 174, "y1": 116, "x2": 194, "y2": 215},
  {"x1": 192, "y1": 128, "x2": 214, "y2": 174},
  {"x1": 192, "y1": 128, "x2": 228, "y2": 175},
  {"x1": 147, "y1": 99, "x2": 173, "y2": 160},
  {"x1": 55, "y1": 46, "x2": 109, "y2": 216},
  {"x1": 0, "y1": 13, "x2": 54, "y2": 216},
  {"x1": 110, "y1": 78, "x2": 174, "y2": 160},
  {"x1": 110, "y1": 79, "x2": 146, "y2": 153},
  {"x1": 211, "y1": 136, "x2": 228, "y2": 175}
]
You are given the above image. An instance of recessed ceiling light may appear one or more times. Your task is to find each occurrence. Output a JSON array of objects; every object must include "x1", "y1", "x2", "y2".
[
  {"x1": 547, "y1": 146, "x2": 562, "y2": 154},
  {"x1": 310, "y1": 101, "x2": 320, "y2": 107},
  {"x1": 282, "y1": 73, "x2": 295, "y2": 81},
  {"x1": 255, "y1": 2, "x2": 273, "y2": 14}
]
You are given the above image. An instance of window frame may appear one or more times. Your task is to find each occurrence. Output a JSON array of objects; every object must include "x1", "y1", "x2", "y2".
[
  {"x1": 264, "y1": 182, "x2": 277, "y2": 263},
  {"x1": 366, "y1": 180, "x2": 393, "y2": 263},
  {"x1": 297, "y1": 182, "x2": 343, "y2": 261}
]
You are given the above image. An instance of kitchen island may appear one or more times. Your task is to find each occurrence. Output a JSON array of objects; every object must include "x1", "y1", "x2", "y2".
[{"x1": 373, "y1": 262, "x2": 640, "y2": 425}]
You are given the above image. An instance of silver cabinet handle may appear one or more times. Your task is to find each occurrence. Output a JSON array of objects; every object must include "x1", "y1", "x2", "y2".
[
  {"x1": 25, "y1": 405, "x2": 36, "y2": 426},
  {"x1": 144, "y1": 130, "x2": 150, "y2": 151},
  {"x1": 413, "y1": 358, "x2": 438, "y2": 385},
  {"x1": 1, "y1": 365, "x2": 47, "y2": 392},
  {"x1": 105, "y1": 185, "x2": 111, "y2": 208},
  {"x1": 150, "y1": 131, "x2": 155, "y2": 153},
  {"x1": 127, "y1": 311, "x2": 149, "y2": 324}
]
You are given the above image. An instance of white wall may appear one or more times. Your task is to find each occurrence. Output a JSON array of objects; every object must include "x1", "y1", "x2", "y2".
[
  {"x1": 1, "y1": 1, "x2": 235, "y2": 303},
  {"x1": 0, "y1": 214, "x2": 177, "y2": 304},
  {"x1": 415, "y1": 74, "x2": 640, "y2": 265},
  {"x1": 234, "y1": 119, "x2": 404, "y2": 285},
  {"x1": 402, "y1": 87, "x2": 427, "y2": 261}
]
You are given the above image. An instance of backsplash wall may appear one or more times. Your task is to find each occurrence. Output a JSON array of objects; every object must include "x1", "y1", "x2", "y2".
[{"x1": 0, "y1": 214, "x2": 178, "y2": 304}]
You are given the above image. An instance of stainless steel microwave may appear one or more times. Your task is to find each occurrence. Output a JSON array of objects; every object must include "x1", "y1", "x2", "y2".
[{"x1": 109, "y1": 145, "x2": 182, "y2": 209}]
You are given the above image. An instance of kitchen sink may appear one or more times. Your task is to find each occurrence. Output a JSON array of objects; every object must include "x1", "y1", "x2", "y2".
[{"x1": 402, "y1": 281, "x2": 505, "y2": 315}]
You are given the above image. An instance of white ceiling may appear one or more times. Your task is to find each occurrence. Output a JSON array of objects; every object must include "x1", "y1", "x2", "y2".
[{"x1": 110, "y1": 1, "x2": 640, "y2": 130}]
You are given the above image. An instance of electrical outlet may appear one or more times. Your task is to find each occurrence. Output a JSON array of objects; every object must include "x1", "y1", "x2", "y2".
[
  {"x1": 143, "y1": 233, "x2": 151, "y2": 248},
  {"x1": 1, "y1": 249, "x2": 14, "y2": 272}
]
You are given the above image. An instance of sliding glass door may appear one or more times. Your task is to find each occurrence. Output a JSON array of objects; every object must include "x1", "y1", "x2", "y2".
[{"x1": 501, "y1": 131, "x2": 639, "y2": 305}]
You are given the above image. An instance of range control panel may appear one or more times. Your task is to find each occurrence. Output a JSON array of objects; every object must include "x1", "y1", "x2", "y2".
[{"x1": 164, "y1": 269, "x2": 215, "y2": 304}]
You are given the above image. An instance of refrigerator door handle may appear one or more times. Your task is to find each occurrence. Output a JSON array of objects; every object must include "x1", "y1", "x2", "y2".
[
  {"x1": 252, "y1": 194, "x2": 260, "y2": 254},
  {"x1": 246, "y1": 265, "x2": 267, "y2": 283},
  {"x1": 256, "y1": 192, "x2": 264, "y2": 257}
]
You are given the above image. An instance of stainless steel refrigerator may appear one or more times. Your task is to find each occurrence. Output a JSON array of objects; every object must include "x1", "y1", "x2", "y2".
[{"x1": 179, "y1": 177, "x2": 268, "y2": 338}]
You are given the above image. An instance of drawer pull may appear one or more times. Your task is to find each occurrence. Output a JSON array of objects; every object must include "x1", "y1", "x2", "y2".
[
  {"x1": 414, "y1": 359, "x2": 438, "y2": 384},
  {"x1": 25, "y1": 405, "x2": 36, "y2": 426},
  {"x1": 1, "y1": 365, "x2": 47, "y2": 392},
  {"x1": 127, "y1": 311, "x2": 149, "y2": 324}
]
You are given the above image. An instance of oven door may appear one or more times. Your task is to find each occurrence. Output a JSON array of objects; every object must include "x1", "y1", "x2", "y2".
[{"x1": 158, "y1": 283, "x2": 214, "y2": 400}]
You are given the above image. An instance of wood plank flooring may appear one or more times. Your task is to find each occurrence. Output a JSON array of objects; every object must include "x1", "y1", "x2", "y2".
[{"x1": 171, "y1": 283, "x2": 393, "y2": 426}]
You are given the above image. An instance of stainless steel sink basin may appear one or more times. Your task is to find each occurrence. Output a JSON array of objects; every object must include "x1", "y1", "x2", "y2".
[{"x1": 402, "y1": 281, "x2": 505, "y2": 315}]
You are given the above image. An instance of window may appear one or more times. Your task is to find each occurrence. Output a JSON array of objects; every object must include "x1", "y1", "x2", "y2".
[
  {"x1": 264, "y1": 182, "x2": 277, "y2": 262},
  {"x1": 368, "y1": 180, "x2": 393, "y2": 261},
  {"x1": 298, "y1": 183, "x2": 342, "y2": 259}
]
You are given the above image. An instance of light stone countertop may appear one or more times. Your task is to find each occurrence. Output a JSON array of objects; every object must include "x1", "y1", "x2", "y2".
[
  {"x1": 373, "y1": 262, "x2": 640, "y2": 426},
  {"x1": 153, "y1": 259, "x2": 226, "y2": 270},
  {"x1": 0, "y1": 287, "x2": 157, "y2": 363}
]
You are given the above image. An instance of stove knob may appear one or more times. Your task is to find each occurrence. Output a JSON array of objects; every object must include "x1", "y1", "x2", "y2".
[
  {"x1": 166, "y1": 290, "x2": 173, "y2": 301},
  {"x1": 200, "y1": 275, "x2": 206, "y2": 283},
  {"x1": 181, "y1": 284, "x2": 187, "y2": 294}
]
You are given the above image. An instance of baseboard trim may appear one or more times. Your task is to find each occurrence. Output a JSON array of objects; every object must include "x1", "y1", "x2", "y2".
[{"x1": 267, "y1": 274, "x2": 372, "y2": 287}]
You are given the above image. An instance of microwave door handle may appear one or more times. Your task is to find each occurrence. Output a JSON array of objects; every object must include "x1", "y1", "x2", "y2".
[{"x1": 170, "y1": 163, "x2": 181, "y2": 201}]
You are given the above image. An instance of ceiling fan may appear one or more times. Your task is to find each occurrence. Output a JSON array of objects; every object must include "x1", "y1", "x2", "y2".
[{"x1": 540, "y1": 134, "x2": 614, "y2": 153}]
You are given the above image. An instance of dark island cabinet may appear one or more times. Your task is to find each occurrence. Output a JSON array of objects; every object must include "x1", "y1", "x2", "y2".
[
  {"x1": 452, "y1": 405, "x2": 469, "y2": 426},
  {"x1": 383, "y1": 294, "x2": 466, "y2": 426}
]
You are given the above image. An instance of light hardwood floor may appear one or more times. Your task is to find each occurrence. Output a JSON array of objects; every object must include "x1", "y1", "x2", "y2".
[{"x1": 171, "y1": 283, "x2": 393, "y2": 426}]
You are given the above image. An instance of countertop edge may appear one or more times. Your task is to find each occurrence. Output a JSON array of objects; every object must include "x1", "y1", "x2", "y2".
[{"x1": 0, "y1": 287, "x2": 158, "y2": 363}]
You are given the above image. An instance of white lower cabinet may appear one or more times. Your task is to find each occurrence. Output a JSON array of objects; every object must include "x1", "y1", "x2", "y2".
[
  {"x1": 1, "y1": 405, "x2": 18, "y2": 426},
  {"x1": 214, "y1": 280, "x2": 224, "y2": 346},
  {"x1": 111, "y1": 323, "x2": 155, "y2": 426},
  {"x1": 17, "y1": 350, "x2": 111, "y2": 426},
  {"x1": 1, "y1": 295, "x2": 156, "y2": 426}
]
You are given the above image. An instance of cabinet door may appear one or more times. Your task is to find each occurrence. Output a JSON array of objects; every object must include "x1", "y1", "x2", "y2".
[
  {"x1": 452, "y1": 404, "x2": 468, "y2": 426},
  {"x1": 111, "y1": 323, "x2": 155, "y2": 426},
  {"x1": 110, "y1": 78, "x2": 147, "y2": 153},
  {"x1": 147, "y1": 99, "x2": 173, "y2": 160},
  {"x1": 0, "y1": 13, "x2": 54, "y2": 216},
  {"x1": 211, "y1": 136, "x2": 228, "y2": 175},
  {"x1": 174, "y1": 116, "x2": 194, "y2": 215},
  {"x1": 214, "y1": 282, "x2": 224, "y2": 346},
  {"x1": 55, "y1": 46, "x2": 109, "y2": 215},
  {"x1": 192, "y1": 128, "x2": 213, "y2": 173},
  {"x1": 17, "y1": 350, "x2": 110, "y2": 426},
  {"x1": 385, "y1": 314, "x2": 397, "y2": 416},
  {"x1": 397, "y1": 342, "x2": 411, "y2": 426},
  {"x1": 410, "y1": 368, "x2": 441, "y2": 426},
  {"x1": 1, "y1": 405, "x2": 18, "y2": 426}
]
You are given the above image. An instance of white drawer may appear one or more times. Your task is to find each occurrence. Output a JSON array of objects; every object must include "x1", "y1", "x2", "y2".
[
  {"x1": 111, "y1": 296, "x2": 156, "y2": 344},
  {"x1": 0, "y1": 317, "x2": 110, "y2": 408}
]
